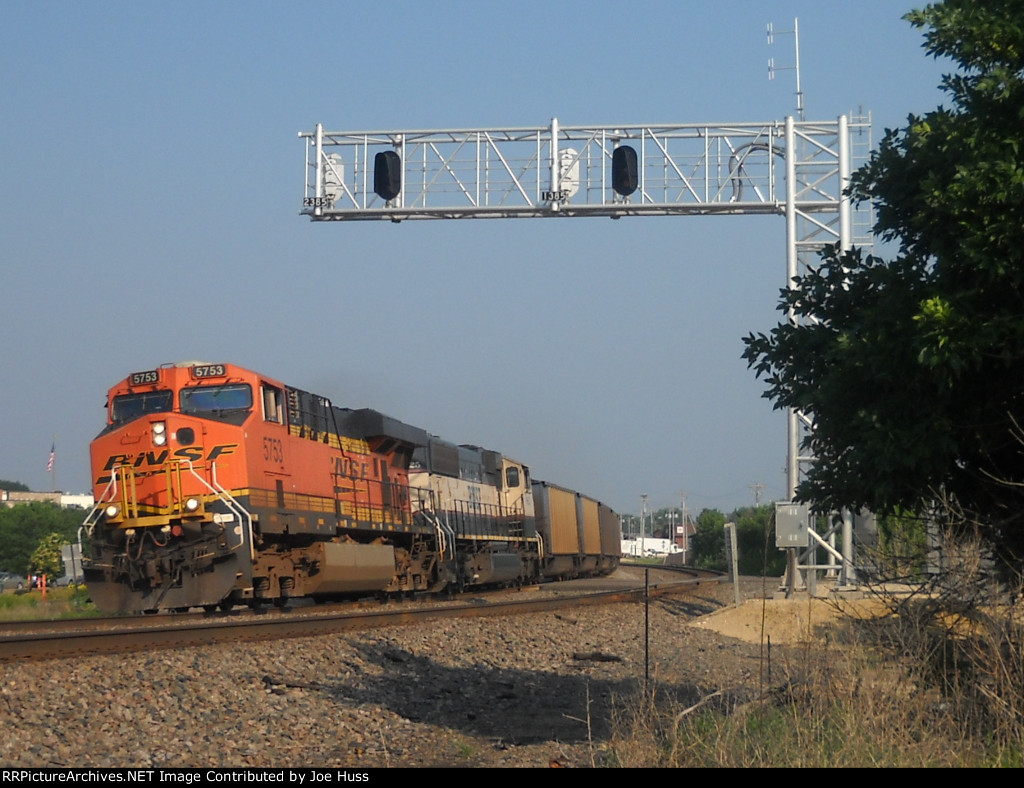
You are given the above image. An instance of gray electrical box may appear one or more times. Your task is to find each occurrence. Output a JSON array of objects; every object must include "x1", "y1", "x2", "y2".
[
  {"x1": 775, "y1": 502, "x2": 810, "y2": 548},
  {"x1": 854, "y1": 509, "x2": 879, "y2": 549}
]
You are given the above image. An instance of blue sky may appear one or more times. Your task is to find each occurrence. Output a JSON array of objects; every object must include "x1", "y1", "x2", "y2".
[{"x1": 1, "y1": 2, "x2": 948, "y2": 516}]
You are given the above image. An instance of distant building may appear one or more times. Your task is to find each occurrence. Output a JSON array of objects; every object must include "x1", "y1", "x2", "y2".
[
  {"x1": 674, "y1": 517, "x2": 696, "y2": 559},
  {"x1": 58, "y1": 493, "x2": 94, "y2": 509},
  {"x1": 0, "y1": 490, "x2": 94, "y2": 509}
]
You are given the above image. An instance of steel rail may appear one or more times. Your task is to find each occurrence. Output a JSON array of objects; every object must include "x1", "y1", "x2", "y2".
[{"x1": 0, "y1": 571, "x2": 721, "y2": 663}]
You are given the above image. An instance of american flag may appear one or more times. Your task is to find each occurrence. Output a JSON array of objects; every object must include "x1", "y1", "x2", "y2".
[{"x1": 46, "y1": 443, "x2": 55, "y2": 473}]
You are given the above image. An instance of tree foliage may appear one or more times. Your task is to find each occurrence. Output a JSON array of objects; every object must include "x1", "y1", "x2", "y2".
[
  {"x1": 732, "y1": 506, "x2": 788, "y2": 577},
  {"x1": 0, "y1": 479, "x2": 29, "y2": 492},
  {"x1": 29, "y1": 533, "x2": 67, "y2": 580},
  {"x1": 743, "y1": 0, "x2": 1024, "y2": 559},
  {"x1": 688, "y1": 506, "x2": 786, "y2": 576},
  {"x1": 689, "y1": 508, "x2": 727, "y2": 570},
  {"x1": 0, "y1": 502, "x2": 82, "y2": 575}
]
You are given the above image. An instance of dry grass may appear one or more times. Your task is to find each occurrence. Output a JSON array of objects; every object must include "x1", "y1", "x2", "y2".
[{"x1": 607, "y1": 537, "x2": 1024, "y2": 768}]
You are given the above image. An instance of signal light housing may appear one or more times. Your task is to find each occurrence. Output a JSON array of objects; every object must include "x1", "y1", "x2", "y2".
[
  {"x1": 374, "y1": 151, "x2": 402, "y2": 201},
  {"x1": 612, "y1": 145, "x2": 639, "y2": 196}
]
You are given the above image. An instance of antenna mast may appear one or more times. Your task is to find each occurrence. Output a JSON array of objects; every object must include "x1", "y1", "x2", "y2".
[{"x1": 768, "y1": 18, "x2": 805, "y2": 120}]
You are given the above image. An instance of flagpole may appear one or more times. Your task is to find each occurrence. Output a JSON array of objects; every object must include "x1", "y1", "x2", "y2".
[{"x1": 48, "y1": 435, "x2": 57, "y2": 493}]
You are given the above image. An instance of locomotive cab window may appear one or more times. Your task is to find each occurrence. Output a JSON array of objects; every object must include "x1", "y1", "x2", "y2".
[
  {"x1": 111, "y1": 390, "x2": 174, "y2": 424},
  {"x1": 505, "y1": 466, "x2": 520, "y2": 488},
  {"x1": 180, "y1": 383, "x2": 253, "y2": 414},
  {"x1": 262, "y1": 384, "x2": 284, "y2": 424}
]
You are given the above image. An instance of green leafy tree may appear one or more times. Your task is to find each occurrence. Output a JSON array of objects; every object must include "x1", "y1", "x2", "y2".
[
  {"x1": 733, "y1": 505, "x2": 787, "y2": 577},
  {"x1": 0, "y1": 502, "x2": 82, "y2": 574},
  {"x1": 743, "y1": 0, "x2": 1024, "y2": 560},
  {"x1": 28, "y1": 533, "x2": 67, "y2": 580},
  {"x1": 689, "y1": 506, "x2": 787, "y2": 576},
  {"x1": 690, "y1": 508, "x2": 727, "y2": 571},
  {"x1": 0, "y1": 479, "x2": 29, "y2": 492}
]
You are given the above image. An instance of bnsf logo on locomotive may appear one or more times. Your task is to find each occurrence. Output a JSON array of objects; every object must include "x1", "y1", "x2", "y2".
[
  {"x1": 333, "y1": 456, "x2": 369, "y2": 479},
  {"x1": 96, "y1": 443, "x2": 238, "y2": 482}
]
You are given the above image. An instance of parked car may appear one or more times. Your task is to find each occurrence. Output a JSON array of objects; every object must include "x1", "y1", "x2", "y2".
[{"x1": 0, "y1": 572, "x2": 28, "y2": 591}]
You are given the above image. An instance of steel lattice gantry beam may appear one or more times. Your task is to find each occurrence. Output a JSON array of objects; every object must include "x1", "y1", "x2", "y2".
[
  {"x1": 298, "y1": 117, "x2": 868, "y2": 223},
  {"x1": 298, "y1": 115, "x2": 874, "y2": 590}
]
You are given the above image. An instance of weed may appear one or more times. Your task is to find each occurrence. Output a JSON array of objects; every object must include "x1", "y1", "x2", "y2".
[
  {"x1": 0, "y1": 586, "x2": 102, "y2": 620},
  {"x1": 608, "y1": 531, "x2": 1024, "y2": 767}
]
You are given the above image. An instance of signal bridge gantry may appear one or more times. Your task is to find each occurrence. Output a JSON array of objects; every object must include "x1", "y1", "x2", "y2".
[
  {"x1": 297, "y1": 114, "x2": 875, "y2": 593},
  {"x1": 299, "y1": 116, "x2": 870, "y2": 228}
]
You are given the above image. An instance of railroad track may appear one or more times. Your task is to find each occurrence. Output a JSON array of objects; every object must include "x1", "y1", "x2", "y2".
[{"x1": 0, "y1": 566, "x2": 722, "y2": 662}]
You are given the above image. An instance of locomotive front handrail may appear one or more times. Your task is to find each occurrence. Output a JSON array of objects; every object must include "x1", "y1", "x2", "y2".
[
  {"x1": 205, "y1": 460, "x2": 255, "y2": 560},
  {"x1": 83, "y1": 459, "x2": 253, "y2": 561},
  {"x1": 439, "y1": 512, "x2": 455, "y2": 564},
  {"x1": 82, "y1": 471, "x2": 121, "y2": 537},
  {"x1": 417, "y1": 489, "x2": 457, "y2": 564}
]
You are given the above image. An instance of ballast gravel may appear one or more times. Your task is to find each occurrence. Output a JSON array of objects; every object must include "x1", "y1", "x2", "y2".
[{"x1": 0, "y1": 575, "x2": 776, "y2": 768}]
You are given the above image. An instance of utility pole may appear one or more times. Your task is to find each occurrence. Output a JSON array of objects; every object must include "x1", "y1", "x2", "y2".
[
  {"x1": 680, "y1": 491, "x2": 689, "y2": 564},
  {"x1": 640, "y1": 493, "x2": 648, "y2": 558}
]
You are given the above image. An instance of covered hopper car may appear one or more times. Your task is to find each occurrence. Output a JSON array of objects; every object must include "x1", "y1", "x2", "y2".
[{"x1": 81, "y1": 362, "x2": 620, "y2": 612}]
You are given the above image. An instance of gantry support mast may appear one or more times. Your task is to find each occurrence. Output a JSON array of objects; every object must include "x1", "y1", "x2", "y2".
[{"x1": 298, "y1": 114, "x2": 873, "y2": 589}]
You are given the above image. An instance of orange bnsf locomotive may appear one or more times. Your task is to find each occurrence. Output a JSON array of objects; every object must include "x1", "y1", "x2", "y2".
[{"x1": 82, "y1": 362, "x2": 620, "y2": 612}]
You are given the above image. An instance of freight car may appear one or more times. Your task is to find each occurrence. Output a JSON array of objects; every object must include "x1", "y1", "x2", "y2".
[{"x1": 81, "y1": 362, "x2": 620, "y2": 612}]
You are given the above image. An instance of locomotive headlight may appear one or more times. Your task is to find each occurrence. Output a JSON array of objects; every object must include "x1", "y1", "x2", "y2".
[
  {"x1": 104, "y1": 504, "x2": 120, "y2": 519},
  {"x1": 152, "y1": 421, "x2": 167, "y2": 446},
  {"x1": 184, "y1": 497, "x2": 200, "y2": 513}
]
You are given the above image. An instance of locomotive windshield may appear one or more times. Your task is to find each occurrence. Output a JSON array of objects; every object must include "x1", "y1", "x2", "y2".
[
  {"x1": 110, "y1": 390, "x2": 174, "y2": 424},
  {"x1": 180, "y1": 383, "x2": 253, "y2": 414}
]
